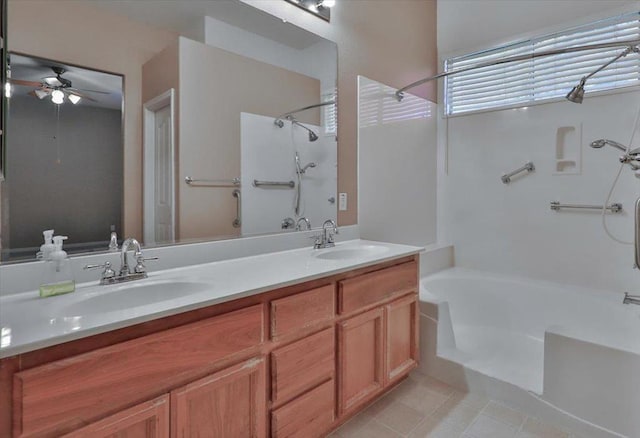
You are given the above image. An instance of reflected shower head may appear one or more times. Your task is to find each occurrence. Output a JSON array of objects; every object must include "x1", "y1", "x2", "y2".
[
  {"x1": 291, "y1": 119, "x2": 319, "y2": 142},
  {"x1": 566, "y1": 78, "x2": 586, "y2": 104},
  {"x1": 590, "y1": 139, "x2": 628, "y2": 152},
  {"x1": 301, "y1": 162, "x2": 317, "y2": 172}
]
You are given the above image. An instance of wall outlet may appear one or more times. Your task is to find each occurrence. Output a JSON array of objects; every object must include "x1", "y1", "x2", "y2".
[{"x1": 339, "y1": 192, "x2": 347, "y2": 211}]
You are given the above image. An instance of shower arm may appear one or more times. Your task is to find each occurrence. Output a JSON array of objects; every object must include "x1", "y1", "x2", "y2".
[
  {"x1": 394, "y1": 39, "x2": 640, "y2": 101},
  {"x1": 575, "y1": 46, "x2": 635, "y2": 87}
]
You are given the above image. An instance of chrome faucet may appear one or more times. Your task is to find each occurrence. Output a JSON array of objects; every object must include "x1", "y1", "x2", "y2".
[
  {"x1": 623, "y1": 293, "x2": 640, "y2": 305},
  {"x1": 296, "y1": 217, "x2": 311, "y2": 231},
  {"x1": 84, "y1": 237, "x2": 157, "y2": 285},
  {"x1": 314, "y1": 219, "x2": 338, "y2": 249}
]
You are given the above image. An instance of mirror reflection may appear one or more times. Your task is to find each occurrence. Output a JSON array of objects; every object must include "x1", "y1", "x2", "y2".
[{"x1": 1, "y1": 0, "x2": 338, "y2": 263}]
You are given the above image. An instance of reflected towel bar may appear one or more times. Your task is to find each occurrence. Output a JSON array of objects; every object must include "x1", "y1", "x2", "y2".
[
  {"x1": 185, "y1": 176, "x2": 240, "y2": 187},
  {"x1": 232, "y1": 189, "x2": 241, "y2": 228},
  {"x1": 501, "y1": 162, "x2": 535, "y2": 184},
  {"x1": 550, "y1": 201, "x2": 623, "y2": 213},
  {"x1": 253, "y1": 180, "x2": 295, "y2": 188}
]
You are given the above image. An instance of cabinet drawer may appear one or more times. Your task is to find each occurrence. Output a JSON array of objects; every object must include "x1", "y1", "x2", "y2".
[
  {"x1": 339, "y1": 261, "x2": 417, "y2": 315},
  {"x1": 61, "y1": 394, "x2": 169, "y2": 438},
  {"x1": 271, "y1": 379, "x2": 335, "y2": 438},
  {"x1": 13, "y1": 305, "x2": 264, "y2": 437},
  {"x1": 270, "y1": 284, "x2": 335, "y2": 339},
  {"x1": 271, "y1": 328, "x2": 334, "y2": 405}
]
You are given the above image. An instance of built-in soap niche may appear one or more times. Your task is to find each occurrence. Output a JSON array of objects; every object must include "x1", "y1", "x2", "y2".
[{"x1": 554, "y1": 124, "x2": 582, "y2": 175}]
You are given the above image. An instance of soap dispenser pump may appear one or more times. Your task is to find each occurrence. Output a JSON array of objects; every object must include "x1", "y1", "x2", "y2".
[
  {"x1": 36, "y1": 229, "x2": 55, "y2": 260},
  {"x1": 39, "y1": 236, "x2": 76, "y2": 298}
]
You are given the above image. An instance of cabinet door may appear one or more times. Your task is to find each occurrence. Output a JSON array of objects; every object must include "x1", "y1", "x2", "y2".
[
  {"x1": 337, "y1": 307, "x2": 384, "y2": 416},
  {"x1": 62, "y1": 395, "x2": 169, "y2": 438},
  {"x1": 386, "y1": 294, "x2": 419, "y2": 383},
  {"x1": 171, "y1": 357, "x2": 266, "y2": 438}
]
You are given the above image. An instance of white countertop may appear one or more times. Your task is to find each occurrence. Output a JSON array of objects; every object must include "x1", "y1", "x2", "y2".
[{"x1": 0, "y1": 239, "x2": 422, "y2": 358}]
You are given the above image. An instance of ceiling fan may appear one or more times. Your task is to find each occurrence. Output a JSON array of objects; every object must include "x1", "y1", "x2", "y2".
[{"x1": 9, "y1": 66, "x2": 108, "y2": 105}]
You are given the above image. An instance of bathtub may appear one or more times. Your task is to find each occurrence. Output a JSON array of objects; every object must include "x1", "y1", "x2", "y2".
[{"x1": 419, "y1": 267, "x2": 640, "y2": 438}]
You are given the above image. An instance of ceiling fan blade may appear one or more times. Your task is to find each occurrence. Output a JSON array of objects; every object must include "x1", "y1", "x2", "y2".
[
  {"x1": 9, "y1": 78, "x2": 43, "y2": 87},
  {"x1": 68, "y1": 87, "x2": 111, "y2": 95}
]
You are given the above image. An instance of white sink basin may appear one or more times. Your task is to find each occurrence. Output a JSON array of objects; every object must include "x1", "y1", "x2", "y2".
[
  {"x1": 314, "y1": 244, "x2": 390, "y2": 261},
  {"x1": 60, "y1": 280, "x2": 212, "y2": 315}
]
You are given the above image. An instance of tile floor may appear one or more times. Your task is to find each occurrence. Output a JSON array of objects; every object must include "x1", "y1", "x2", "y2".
[{"x1": 328, "y1": 371, "x2": 582, "y2": 438}]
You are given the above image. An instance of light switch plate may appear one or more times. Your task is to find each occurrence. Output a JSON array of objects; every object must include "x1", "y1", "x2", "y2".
[{"x1": 339, "y1": 192, "x2": 347, "y2": 211}]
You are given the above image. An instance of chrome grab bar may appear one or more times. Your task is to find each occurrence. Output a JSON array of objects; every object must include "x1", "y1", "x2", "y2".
[
  {"x1": 253, "y1": 179, "x2": 295, "y2": 188},
  {"x1": 232, "y1": 189, "x2": 241, "y2": 228},
  {"x1": 635, "y1": 197, "x2": 640, "y2": 268},
  {"x1": 550, "y1": 201, "x2": 623, "y2": 213},
  {"x1": 185, "y1": 176, "x2": 240, "y2": 187},
  {"x1": 501, "y1": 162, "x2": 535, "y2": 184}
]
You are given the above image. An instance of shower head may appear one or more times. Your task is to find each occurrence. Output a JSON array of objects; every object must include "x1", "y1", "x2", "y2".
[
  {"x1": 565, "y1": 78, "x2": 586, "y2": 104},
  {"x1": 590, "y1": 139, "x2": 628, "y2": 152},
  {"x1": 301, "y1": 162, "x2": 317, "y2": 173},
  {"x1": 292, "y1": 119, "x2": 319, "y2": 142}
]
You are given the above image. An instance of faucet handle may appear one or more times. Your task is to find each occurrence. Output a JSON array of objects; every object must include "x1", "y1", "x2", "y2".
[
  {"x1": 84, "y1": 261, "x2": 116, "y2": 280},
  {"x1": 134, "y1": 255, "x2": 158, "y2": 274}
]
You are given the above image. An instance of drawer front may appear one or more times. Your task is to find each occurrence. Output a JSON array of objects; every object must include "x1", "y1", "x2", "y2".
[
  {"x1": 339, "y1": 261, "x2": 417, "y2": 315},
  {"x1": 14, "y1": 304, "x2": 264, "y2": 437},
  {"x1": 271, "y1": 379, "x2": 335, "y2": 438},
  {"x1": 271, "y1": 328, "x2": 334, "y2": 405},
  {"x1": 270, "y1": 284, "x2": 335, "y2": 339}
]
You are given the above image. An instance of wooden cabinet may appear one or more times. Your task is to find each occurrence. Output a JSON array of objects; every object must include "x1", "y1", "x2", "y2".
[
  {"x1": 2, "y1": 255, "x2": 419, "y2": 438},
  {"x1": 271, "y1": 379, "x2": 335, "y2": 438},
  {"x1": 386, "y1": 294, "x2": 419, "y2": 383},
  {"x1": 61, "y1": 395, "x2": 170, "y2": 438},
  {"x1": 171, "y1": 357, "x2": 267, "y2": 438},
  {"x1": 337, "y1": 307, "x2": 385, "y2": 415},
  {"x1": 337, "y1": 262, "x2": 419, "y2": 417}
]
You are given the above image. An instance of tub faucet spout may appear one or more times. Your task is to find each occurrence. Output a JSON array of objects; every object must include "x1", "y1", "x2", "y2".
[{"x1": 623, "y1": 292, "x2": 640, "y2": 305}]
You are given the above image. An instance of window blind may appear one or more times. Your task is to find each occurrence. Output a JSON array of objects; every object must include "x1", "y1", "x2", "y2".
[{"x1": 445, "y1": 11, "x2": 640, "y2": 116}]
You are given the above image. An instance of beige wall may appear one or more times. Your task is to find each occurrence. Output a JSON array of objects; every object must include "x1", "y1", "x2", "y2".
[
  {"x1": 242, "y1": 0, "x2": 439, "y2": 226},
  {"x1": 7, "y1": 0, "x2": 178, "y2": 240},
  {"x1": 177, "y1": 37, "x2": 320, "y2": 240}
]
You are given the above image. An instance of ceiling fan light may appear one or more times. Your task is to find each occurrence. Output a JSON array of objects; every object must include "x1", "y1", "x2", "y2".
[
  {"x1": 68, "y1": 93, "x2": 81, "y2": 104},
  {"x1": 51, "y1": 89, "x2": 65, "y2": 105},
  {"x1": 4, "y1": 82, "x2": 11, "y2": 98},
  {"x1": 44, "y1": 76, "x2": 63, "y2": 87},
  {"x1": 34, "y1": 88, "x2": 49, "y2": 99},
  {"x1": 319, "y1": 0, "x2": 335, "y2": 8}
]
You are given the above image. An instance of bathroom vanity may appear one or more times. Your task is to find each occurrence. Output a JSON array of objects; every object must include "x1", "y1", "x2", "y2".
[{"x1": 0, "y1": 241, "x2": 420, "y2": 437}]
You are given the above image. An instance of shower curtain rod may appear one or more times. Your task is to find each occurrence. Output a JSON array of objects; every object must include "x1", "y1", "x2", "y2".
[
  {"x1": 395, "y1": 38, "x2": 640, "y2": 101},
  {"x1": 274, "y1": 100, "x2": 336, "y2": 125}
]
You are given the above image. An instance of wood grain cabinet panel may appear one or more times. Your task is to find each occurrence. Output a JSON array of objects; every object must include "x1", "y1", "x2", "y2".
[
  {"x1": 337, "y1": 308, "x2": 385, "y2": 416},
  {"x1": 338, "y1": 262, "x2": 417, "y2": 315},
  {"x1": 271, "y1": 327, "x2": 334, "y2": 405},
  {"x1": 386, "y1": 294, "x2": 419, "y2": 383},
  {"x1": 171, "y1": 357, "x2": 267, "y2": 438},
  {"x1": 61, "y1": 395, "x2": 170, "y2": 438},
  {"x1": 13, "y1": 305, "x2": 263, "y2": 437},
  {"x1": 270, "y1": 284, "x2": 335, "y2": 340},
  {"x1": 271, "y1": 379, "x2": 335, "y2": 438}
]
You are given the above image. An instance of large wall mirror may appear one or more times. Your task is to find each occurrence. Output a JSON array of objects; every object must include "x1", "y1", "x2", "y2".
[{"x1": 1, "y1": 0, "x2": 337, "y2": 263}]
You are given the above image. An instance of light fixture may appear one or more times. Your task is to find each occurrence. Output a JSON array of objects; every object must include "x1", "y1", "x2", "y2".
[
  {"x1": 34, "y1": 88, "x2": 49, "y2": 100},
  {"x1": 43, "y1": 76, "x2": 63, "y2": 87},
  {"x1": 51, "y1": 89, "x2": 65, "y2": 105},
  {"x1": 319, "y1": 0, "x2": 335, "y2": 8},
  {"x1": 67, "y1": 93, "x2": 81, "y2": 105},
  {"x1": 4, "y1": 82, "x2": 11, "y2": 98},
  {"x1": 284, "y1": 0, "x2": 332, "y2": 22}
]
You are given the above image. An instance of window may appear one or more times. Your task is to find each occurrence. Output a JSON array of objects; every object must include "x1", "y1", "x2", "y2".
[{"x1": 445, "y1": 11, "x2": 640, "y2": 116}]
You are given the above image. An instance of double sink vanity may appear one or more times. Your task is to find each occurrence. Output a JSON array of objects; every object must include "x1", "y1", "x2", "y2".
[{"x1": 0, "y1": 239, "x2": 422, "y2": 437}]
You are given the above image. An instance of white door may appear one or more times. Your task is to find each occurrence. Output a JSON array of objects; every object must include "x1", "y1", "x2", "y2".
[{"x1": 143, "y1": 89, "x2": 175, "y2": 246}]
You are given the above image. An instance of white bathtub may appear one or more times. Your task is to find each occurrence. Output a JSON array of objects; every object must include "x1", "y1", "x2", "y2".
[{"x1": 419, "y1": 267, "x2": 640, "y2": 438}]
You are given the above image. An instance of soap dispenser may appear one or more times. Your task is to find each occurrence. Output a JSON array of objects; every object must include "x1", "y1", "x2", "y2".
[
  {"x1": 39, "y1": 236, "x2": 76, "y2": 298},
  {"x1": 36, "y1": 229, "x2": 55, "y2": 260}
]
